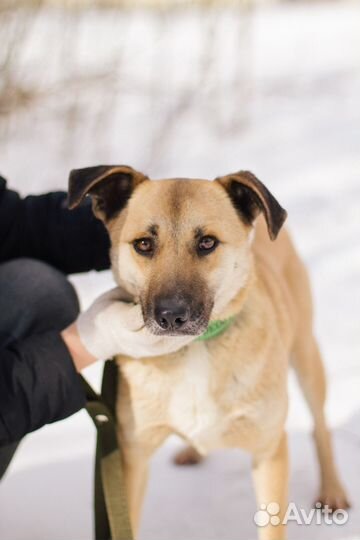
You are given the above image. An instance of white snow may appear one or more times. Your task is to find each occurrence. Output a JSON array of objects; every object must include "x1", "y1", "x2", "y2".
[{"x1": 0, "y1": 1, "x2": 359, "y2": 539}]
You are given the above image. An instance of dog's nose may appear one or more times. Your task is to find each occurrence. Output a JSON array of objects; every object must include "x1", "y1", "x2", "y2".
[{"x1": 154, "y1": 297, "x2": 190, "y2": 331}]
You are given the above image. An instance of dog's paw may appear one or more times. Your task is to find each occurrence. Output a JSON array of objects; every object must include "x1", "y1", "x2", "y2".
[
  {"x1": 315, "y1": 485, "x2": 351, "y2": 511},
  {"x1": 173, "y1": 446, "x2": 203, "y2": 466}
]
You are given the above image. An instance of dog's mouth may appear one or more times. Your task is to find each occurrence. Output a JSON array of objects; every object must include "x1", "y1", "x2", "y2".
[
  {"x1": 144, "y1": 315, "x2": 209, "y2": 336},
  {"x1": 142, "y1": 296, "x2": 212, "y2": 336}
]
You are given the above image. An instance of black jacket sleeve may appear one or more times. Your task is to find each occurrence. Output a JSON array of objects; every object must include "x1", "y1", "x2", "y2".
[
  {"x1": 0, "y1": 331, "x2": 86, "y2": 445},
  {"x1": 0, "y1": 175, "x2": 110, "y2": 274}
]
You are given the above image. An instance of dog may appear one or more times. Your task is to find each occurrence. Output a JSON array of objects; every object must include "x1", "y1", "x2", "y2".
[{"x1": 68, "y1": 165, "x2": 350, "y2": 540}]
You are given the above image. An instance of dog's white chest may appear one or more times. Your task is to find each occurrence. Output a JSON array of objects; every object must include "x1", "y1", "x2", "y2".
[{"x1": 168, "y1": 342, "x2": 222, "y2": 453}]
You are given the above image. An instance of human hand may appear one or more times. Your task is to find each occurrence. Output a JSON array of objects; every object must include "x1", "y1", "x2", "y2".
[{"x1": 62, "y1": 287, "x2": 196, "y2": 370}]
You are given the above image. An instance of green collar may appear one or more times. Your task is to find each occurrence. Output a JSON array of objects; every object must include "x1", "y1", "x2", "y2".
[{"x1": 196, "y1": 316, "x2": 236, "y2": 342}]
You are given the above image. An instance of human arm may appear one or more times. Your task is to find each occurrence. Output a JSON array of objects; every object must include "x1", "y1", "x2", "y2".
[
  {"x1": 0, "y1": 175, "x2": 110, "y2": 274},
  {"x1": 0, "y1": 331, "x2": 85, "y2": 445}
]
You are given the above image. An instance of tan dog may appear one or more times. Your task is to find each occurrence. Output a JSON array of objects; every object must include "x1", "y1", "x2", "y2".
[{"x1": 69, "y1": 166, "x2": 349, "y2": 540}]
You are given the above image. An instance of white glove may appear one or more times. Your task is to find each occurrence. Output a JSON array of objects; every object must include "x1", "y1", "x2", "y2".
[{"x1": 76, "y1": 287, "x2": 196, "y2": 360}]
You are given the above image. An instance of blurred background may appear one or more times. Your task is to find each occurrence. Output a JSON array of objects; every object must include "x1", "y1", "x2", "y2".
[{"x1": 0, "y1": 0, "x2": 359, "y2": 538}]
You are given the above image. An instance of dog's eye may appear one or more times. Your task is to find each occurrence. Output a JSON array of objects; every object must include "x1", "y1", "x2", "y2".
[
  {"x1": 133, "y1": 237, "x2": 154, "y2": 256},
  {"x1": 197, "y1": 235, "x2": 218, "y2": 255}
]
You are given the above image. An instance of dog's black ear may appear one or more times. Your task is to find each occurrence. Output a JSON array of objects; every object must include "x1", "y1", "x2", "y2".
[
  {"x1": 215, "y1": 171, "x2": 287, "y2": 240},
  {"x1": 68, "y1": 165, "x2": 148, "y2": 221}
]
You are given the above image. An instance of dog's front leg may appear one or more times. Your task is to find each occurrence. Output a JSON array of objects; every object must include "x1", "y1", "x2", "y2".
[
  {"x1": 252, "y1": 431, "x2": 289, "y2": 540},
  {"x1": 123, "y1": 449, "x2": 150, "y2": 538}
]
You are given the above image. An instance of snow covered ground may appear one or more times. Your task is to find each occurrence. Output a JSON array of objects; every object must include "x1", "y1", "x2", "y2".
[{"x1": 0, "y1": 1, "x2": 359, "y2": 539}]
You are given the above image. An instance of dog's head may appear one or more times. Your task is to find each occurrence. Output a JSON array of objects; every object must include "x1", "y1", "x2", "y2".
[{"x1": 68, "y1": 166, "x2": 287, "y2": 336}]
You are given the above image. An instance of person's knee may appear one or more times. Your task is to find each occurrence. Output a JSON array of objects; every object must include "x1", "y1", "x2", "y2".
[{"x1": 0, "y1": 258, "x2": 79, "y2": 339}]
